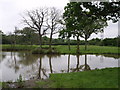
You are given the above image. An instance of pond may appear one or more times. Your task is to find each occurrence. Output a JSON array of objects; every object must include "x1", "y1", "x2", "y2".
[{"x1": 0, "y1": 51, "x2": 119, "y2": 82}]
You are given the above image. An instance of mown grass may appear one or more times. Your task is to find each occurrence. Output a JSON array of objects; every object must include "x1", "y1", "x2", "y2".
[
  {"x1": 1, "y1": 44, "x2": 119, "y2": 54},
  {"x1": 36, "y1": 67, "x2": 119, "y2": 88}
]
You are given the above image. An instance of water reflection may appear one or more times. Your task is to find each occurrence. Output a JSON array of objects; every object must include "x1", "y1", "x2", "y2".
[
  {"x1": 84, "y1": 54, "x2": 91, "y2": 71},
  {"x1": 38, "y1": 55, "x2": 61, "y2": 79},
  {"x1": 1, "y1": 51, "x2": 119, "y2": 82},
  {"x1": 48, "y1": 55, "x2": 53, "y2": 73},
  {"x1": 38, "y1": 56, "x2": 42, "y2": 79},
  {"x1": 1, "y1": 54, "x2": 6, "y2": 63},
  {"x1": 95, "y1": 54, "x2": 120, "y2": 59},
  {"x1": 7, "y1": 52, "x2": 19, "y2": 73},
  {"x1": 13, "y1": 52, "x2": 19, "y2": 73},
  {"x1": 67, "y1": 54, "x2": 70, "y2": 73},
  {"x1": 37, "y1": 55, "x2": 48, "y2": 79},
  {"x1": 71, "y1": 54, "x2": 80, "y2": 72},
  {"x1": 70, "y1": 54, "x2": 91, "y2": 72}
]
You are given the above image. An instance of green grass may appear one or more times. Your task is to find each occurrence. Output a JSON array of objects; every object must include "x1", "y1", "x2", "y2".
[
  {"x1": 1, "y1": 44, "x2": 119, "y2": 54},
  {"x1": 0, "y1": 82, "x2": 2, "y2": 87},
  {"x1": 36, "y1": 67, "x2": 119, "y2": 88},
  {"x1": 55, "y1": 45, "x2": 119, "y2": 54},
  {"x1": 0, "y1": 82, "x2": 8, "y2": 88},
  {"x1": 1, "y1": 44, "x2": 37, "y2": 51}
]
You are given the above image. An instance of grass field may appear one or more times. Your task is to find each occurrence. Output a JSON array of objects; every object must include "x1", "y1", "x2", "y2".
[
  {"x1": 1, "y1": 44, "x2": 119, "y2": 54},
  {"x1": 1, "y1": 44, "x2": 37, "y2": 51},
  {"x1": 0, "y1": 82, "x2": 2, "y2": 87},
  {"x1": 55, "y1": 45, "x2": 119, "y2": 54},
  {"x1": 36, "y1": 67, "x2": 119, "y2": 88}
]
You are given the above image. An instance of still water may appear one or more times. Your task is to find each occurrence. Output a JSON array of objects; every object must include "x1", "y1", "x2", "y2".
[{"x1": 0, "y1": 51, "x2": 119, "y2": 82}]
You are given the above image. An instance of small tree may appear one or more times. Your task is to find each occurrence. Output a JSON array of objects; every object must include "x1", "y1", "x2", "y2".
[
  {"x1": 62, "y1": 2, "x2": 84, "y2": 54},
  {"x1": 20, "y1": 27, "x2": 37, "y2": 45},
  {"x1": 80, "y1": 16, "x2": 108, "y2": 50},
  {"x1": 46, "y1": 7, "x2": 62, "y2": 52},
  {"x1": 59, "y1": 18, "x2": 72, "y2": 51}
]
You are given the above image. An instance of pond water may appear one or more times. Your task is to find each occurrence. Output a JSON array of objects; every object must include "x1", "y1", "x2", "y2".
[{"x1": 0, "y1": 51, "x2": 119, "y2": 82}]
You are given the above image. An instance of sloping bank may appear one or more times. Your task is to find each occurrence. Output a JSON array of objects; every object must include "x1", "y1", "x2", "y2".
[
  {"x1": 2, "y1": 45, "x2": 120, "y2": 54},
  {"x1": 36, "y1": 67, "x2": 119, "y2": 88},
  {"x1": 1, "y1": 67, "x2": 119, "y2": 88}
]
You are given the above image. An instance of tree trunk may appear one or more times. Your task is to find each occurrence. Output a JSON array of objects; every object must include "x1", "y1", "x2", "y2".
[
  {"x1": 85, "y1": 38, "x2": 87, "y2": 50},
  {"x1": 30, "y1": 37, "x2": 33, "y2": 45},
  {"x1": 14, "y1": 33, "x2": 16, "y2": 45},
  {"x1": 77, "y1": 36, "x2": 80, "y2": 54},
  {"x1": 49, "y1": 31, "x2": 53, "y2": 52},
  {"x1": 68, "y1": 39, "x2": 71, "y2": 51},
  {"x1": 38, "y1": 31, "x2": 42, "y2": 49}
]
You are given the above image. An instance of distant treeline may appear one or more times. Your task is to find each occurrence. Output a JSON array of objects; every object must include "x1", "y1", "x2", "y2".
[{"x1": 1, "y1": 30, "x2": 120, "y2": 47}]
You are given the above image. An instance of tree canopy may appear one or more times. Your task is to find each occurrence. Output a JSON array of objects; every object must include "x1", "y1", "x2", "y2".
[{"x1": 60, "y1": 1, "x2": 120, "y2": 51}]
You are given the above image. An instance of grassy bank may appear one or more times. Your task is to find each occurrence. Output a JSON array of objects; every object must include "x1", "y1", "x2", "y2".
[
  {"x1": 1, "y1": 67, "x2": 119, "y2": 88},
  {"x1": 1, "y1": 44, "x2": 119, "y2": 54},
  {"x1": 0, "y1": 82, "x2": 2, "y2": 87},
  {"x1": 1, "y1": 45, "x2": 37, "y2": 51},
  {"x1": 36, "y1": 67, "x2": 119, "y2": 88},
  {"x1": 55, "y1": 45, "x2": 119, "y2": 54}
]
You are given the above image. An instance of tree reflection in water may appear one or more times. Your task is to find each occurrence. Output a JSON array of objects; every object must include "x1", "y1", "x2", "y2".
[
  {"x1": 67, "y1": 54, "x2": 70, "y2": 73},
  {"x1": 71, "y1": 54, "x2": 91, "y2": 72},
  {"x1": 7, "y1": 51, "x2": 19, "y2": 73},
  {"x1": 84, "y1": 54, "x2": 91, "y2": 71},
  {"x1": 1, "y1": 51, "x2": 119, "y2": 81},
  {"x1": 37, "y1": 55, "x2": 49, "y2": 79},
  {"x1": 38, "y1": 56, "x2": 42, "y2": 79},
  {"x1": 37, "y1": 54, "x2": 60, "y2": 79},
  {"x1": 48, "y1": 55, "x2": 53, "y2": 73},
  {"x1": 1, "y1": 54, "x2": 6, "y2": 63},
  {"x1": 13, "y1": 52, "x2": 19, "y2": 73}
]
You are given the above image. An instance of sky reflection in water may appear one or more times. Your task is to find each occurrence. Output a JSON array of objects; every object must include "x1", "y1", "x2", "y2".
[{"x1": 0, "y1": 51, "x2": 119, "y2": 82}]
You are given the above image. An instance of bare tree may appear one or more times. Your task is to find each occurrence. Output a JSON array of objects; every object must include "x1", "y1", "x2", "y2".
[
  {"x1": 46, "y1": 7, "x2": 62, "y2": 51},
  {"x1": 22, "y1": 8, "x2": 48, "y2": 49}
]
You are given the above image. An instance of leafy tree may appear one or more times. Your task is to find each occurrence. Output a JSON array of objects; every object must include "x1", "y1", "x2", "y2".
[
  {"x1": 0, "y1": 30, "x2": 3, "y2": 35},
  {"x1": 20, "y1": 27, "x2": 37, "y2": 45},
  {"x1": 61, "y1": 1, "x2": 120, "y2": 53},
  {"x1": 62, "y1": 2, "x2": 84, "y2": 53},
  {"x1": 59, "y1": 20, "x2": 72, "y2": 50},
  {"x1": 80, "y1": 16, "x2": 107, "y2": 50},
  {"x1": 89, "y1": 38, "x2": 101, "y2": 45}
]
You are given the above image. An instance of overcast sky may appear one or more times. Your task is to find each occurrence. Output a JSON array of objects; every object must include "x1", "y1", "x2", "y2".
[{"x1": 0, "y1": 0, "x2": 119, "y2": 40}]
